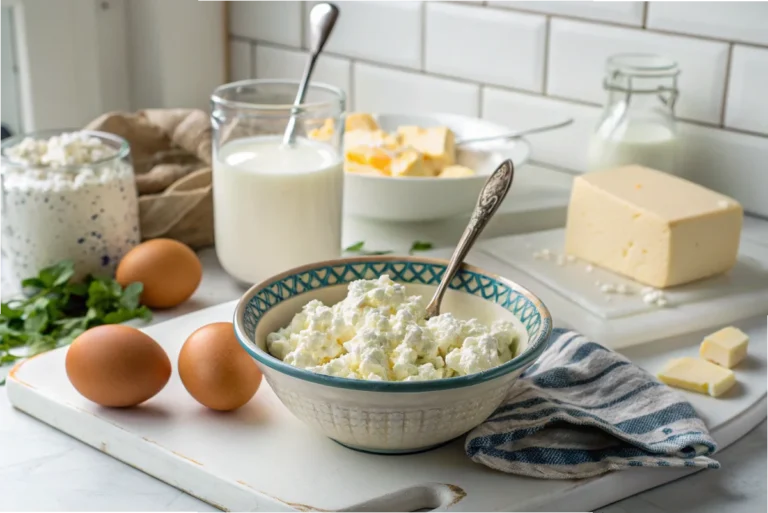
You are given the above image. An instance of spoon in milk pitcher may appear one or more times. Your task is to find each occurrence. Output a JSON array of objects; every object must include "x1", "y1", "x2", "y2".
[
  {"x1": 282, "y1": 3, "x2": 340, "y2": 147},
  {"x1": 424, "y1": 159, "x2": 515, "y2": 319}
]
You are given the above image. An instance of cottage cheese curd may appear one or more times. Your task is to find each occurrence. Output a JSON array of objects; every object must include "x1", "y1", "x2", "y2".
[
  {"x1": 1, "y1": 131, "x2": 139, "y2": 283},
  {"x1": 267, "y1": 275, "x2": 521, "y2": 381}
]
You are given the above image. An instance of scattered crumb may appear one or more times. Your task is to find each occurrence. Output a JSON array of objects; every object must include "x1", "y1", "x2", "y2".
[{"x1": 585, "y1": 264, "x2": 594, "y2": 273}]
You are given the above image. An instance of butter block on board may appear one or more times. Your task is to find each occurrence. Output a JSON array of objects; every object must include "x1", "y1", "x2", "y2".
[
  {"x1": 565, "y1": 166, "x2": 743, "y2": 288},
  {"x1": 700, "y1": 326, "x2": 749, "y2": 368},
  {"x1": 658, "y1": 357, "x2": 736, "y2": 397}
]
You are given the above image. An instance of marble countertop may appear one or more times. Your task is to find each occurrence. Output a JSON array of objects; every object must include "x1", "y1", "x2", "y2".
[{"x1": 1, "y1": 164, "x2": 765, "y2": 512}]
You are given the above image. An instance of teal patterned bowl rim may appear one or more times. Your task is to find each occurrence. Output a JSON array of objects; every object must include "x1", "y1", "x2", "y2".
[{"x1": 233, "y1": 256, "x2": 552, "y2": 393}]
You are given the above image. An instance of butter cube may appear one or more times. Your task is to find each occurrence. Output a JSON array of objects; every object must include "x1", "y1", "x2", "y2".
[
  {"x1": 391, "y1": 150, "x2": 430, "y2": 177},
  {"x1": 397, "y1": 126, "x2": 455, "y2": 174},
  {"x1": 700, "y1": 326, "x2": 749, "y2": 368},
  {"x1": 658, "y1": 357, "x2": 736, "y2": 397},
  {"x1": 344, "y1": 129, "x2": 399, "y2": 151},
  {"x1": 439, "y1": 165, "x2": 475, "y2": 178},
  {"x1": 346, "y1": 146, "x2": 392, "y2": 173},
  {"x1": 565, "y1": 166, "x2": 743, "y2": 288},
  {"x1": 308, "y1": 118, "x2": 334, "y2": 141},
  {"x1": 344, "y1": 161, "x2": 388, "y2": 177},
  {"x1": 345, "y1": 113, "x2": 379, "y2": 132}
]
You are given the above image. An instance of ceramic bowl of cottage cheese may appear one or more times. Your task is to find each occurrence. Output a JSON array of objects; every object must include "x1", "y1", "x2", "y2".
[{"x1": 234, "y1": 256, "x2": 552, "y2": 454}]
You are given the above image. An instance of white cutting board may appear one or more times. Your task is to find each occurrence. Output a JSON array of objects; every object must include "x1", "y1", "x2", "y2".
[
  {"x1": 7, "y1": 302, "x2": 767, "y2": 512},
  {"x1": 425, "y1": 230, "x2": 768, "y2": 349}
]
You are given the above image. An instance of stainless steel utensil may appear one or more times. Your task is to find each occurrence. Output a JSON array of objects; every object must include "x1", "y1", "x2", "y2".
[
  {"x1": 456, "y1": 118, "x2": 573, "y2": 146},
  {"x1": 424, "y1": 159, "x2": 515, "y2": 319},
  {"x1": 282, "y1": 3, "x2": 340, "y2": 146}
]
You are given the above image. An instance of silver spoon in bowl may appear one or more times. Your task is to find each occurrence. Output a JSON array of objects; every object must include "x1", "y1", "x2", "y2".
[
  {"x1": 456, "y1": 118, "x2": 573, "y2": 146},
  {"x1": 424, "y1": 159, "x2": 515, "y2": 319},
  {"x1": 282, "y1": 3, "x2": 340, "y2": 147}
]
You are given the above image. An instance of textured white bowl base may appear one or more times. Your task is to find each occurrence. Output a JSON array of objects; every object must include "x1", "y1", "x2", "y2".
[{"x1": 6, "y1": 301, "x2": 766, "y2": 512}]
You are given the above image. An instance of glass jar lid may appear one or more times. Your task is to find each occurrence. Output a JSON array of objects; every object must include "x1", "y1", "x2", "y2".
[{"x1": 606, "y1": 54, "x2": 680, "y2": 78}]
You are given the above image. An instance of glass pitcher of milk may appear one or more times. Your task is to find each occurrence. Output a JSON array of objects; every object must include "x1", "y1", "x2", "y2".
[
  {"x1": 211, "y1": 80, "x2": 345, "y2": 285},
  {"x1": 588, "y1": 54, "x2": 680, "y2": 174}
]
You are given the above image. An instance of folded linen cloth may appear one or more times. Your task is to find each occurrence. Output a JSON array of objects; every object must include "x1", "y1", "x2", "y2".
[{"x1": 466, "y1": 328, "x2": 720, "y2": 479}]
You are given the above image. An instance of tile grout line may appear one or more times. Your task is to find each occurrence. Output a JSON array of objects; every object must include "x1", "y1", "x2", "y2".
[
  {"x1": 641, "y1": 2, "x2": 649, "y2": 29},
  {"x1": 420, "y1": 1, "x2": 427, "y2": 71},
  {"x1": 477, "y1": 85, "x2": 484, "y2": 118},
  {"x1": 720, "y1": 43, "x2": 735, "y2": 127},
  {"x1": 542, "y1": 15, "x2": 551, "y2": 95},
  {"x1": 349, "y1": 59, "x2": 356, "y2": 112},
  {"x1": 249, "y1": 41, "x2": 255, "y2": 79},
  {"x1": 243, "y1": 40, "x2": 768, "y2": 140},
  {"x1": 300, "y1": 1, "x2": 307, "y2": 50}
]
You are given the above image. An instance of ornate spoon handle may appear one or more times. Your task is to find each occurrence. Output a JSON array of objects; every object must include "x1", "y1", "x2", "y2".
[{"x1": 424, "y1": 159, "x2": 515, "y2": 319}]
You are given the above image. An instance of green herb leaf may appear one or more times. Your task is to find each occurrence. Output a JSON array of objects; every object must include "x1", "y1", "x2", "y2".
[
  {"x1": 344, "y1": 241, "x2": 365, "y2": 252},
  {"x1": 409, "y1": 240, "x2": 433, "y2": 254},
  {"x1": 344, "y1": 241, "x2": 393, "y2": 256},
  {"x1": 1, "y1": 260, "x2": 154, "y2": 380},
  {"x1": 120, "y1": 282, "x2": 143, "y2": 310}
]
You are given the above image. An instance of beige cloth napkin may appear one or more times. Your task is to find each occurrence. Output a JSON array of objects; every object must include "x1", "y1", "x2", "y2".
[{"x1": 85, "y1": 109, "x2": 214, "y2": 249}]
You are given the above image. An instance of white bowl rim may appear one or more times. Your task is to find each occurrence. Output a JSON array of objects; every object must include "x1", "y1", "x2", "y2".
[
  {"x1": 344, "y1": 112, "x2": 531, "y2": 182},
  {"x1": 233, "y1": 255, "x2": 553, "y2": 393}
]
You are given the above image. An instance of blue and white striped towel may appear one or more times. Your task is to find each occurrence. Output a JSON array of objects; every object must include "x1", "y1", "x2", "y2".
[{"x1": 466, "y1": 328, "x2": 720, "y2": 479}]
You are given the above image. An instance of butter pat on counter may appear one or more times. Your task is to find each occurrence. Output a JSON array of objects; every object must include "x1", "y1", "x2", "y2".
[
  {"x1": 700, "y1": 326, "x2": 749, "y2": 368},
  {"x1": 657, "y1": 357, "x2": 736, "y2": 397},
  {"x1": 565, "y1": 165, "x2": 743, "y2": 288}
]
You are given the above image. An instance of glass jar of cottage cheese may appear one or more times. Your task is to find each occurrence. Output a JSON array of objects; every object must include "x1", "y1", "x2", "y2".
[{"x1": 1, "y1": 130, "x2": 140, "y2": 283}]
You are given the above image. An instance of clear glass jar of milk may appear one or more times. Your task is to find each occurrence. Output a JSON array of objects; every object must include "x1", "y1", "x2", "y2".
[
  {"x1": 588, "y1": 54, "x2": 680, "y2": 174},
  {"x1": 210, "y1": 80, "x2": 345, "y2": 285}
]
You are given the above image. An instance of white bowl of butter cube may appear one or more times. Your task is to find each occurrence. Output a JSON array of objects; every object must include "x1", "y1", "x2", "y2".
[{"x1": 323, "y1": 112, "x2": 530, "y2": 221}]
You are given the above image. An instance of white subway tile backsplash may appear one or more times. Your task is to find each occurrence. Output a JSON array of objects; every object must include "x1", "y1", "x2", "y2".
[
  {"x1": 229, "y1": 40, "x2": 252, "y2": 82},
  {"x1": 678, "y1": 123, "x2": 768, "y2": 216},
  {"x1": 427, "y1": 0, "x2": 483, "y2": 5},
  {"x1": 254, "y1": 45, "x2": 352, "y2": 102},
  {"x1": 425, "y1": 3, "x2": 546, "y2": 92},
  {"x1": 229, "y1": 1, "x2": 768, "y2": 210},
  {"x1": 308, "y1": 1, "x2": 422, "y2": 69},
  {"x1": 354, "y1": 63, "x2": 479, "y2": 116},
  {"x1": 490, "y1": 1, "x2": 645, "y2": 26},
  {"x1": 482, "y1": 87, "x2": 601, "y2": 171},
  {"x1": 647, "y1": 2, "x2": 768, "y2": 46},
  {"x1": 725, "y1": 45, "x2": 768, "y2": 135},
  {"x1": 548, "y1": 19, "x2": 729, "y2": 124},
  {"x1": 229, "y1": 1, "x2": 302, "y2": 47}
]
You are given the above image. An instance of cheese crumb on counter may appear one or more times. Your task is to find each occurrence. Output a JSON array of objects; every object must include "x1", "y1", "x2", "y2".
[
  {"x1": 266, "y1": 275, "x2": 521, "y2": 381},
  {"x1": 700, "y1": 326, "x2": 749, "y2": 368},
  {"x1": 657, "y1": 357, "x2": 736, "y2": 397}
]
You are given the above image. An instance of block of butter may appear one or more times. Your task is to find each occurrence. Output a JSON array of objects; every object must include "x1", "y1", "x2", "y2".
[
  {"x1": 391, "y1": 149, "x2": 430, "y2": 177},
  {"x1": 658, "y1": 357, "x2": 736, "y2": 397},
  {"x1": 565, "y1": 166, "x2": 743, "y2": 288},
  {"x1": 346, "y1": 146, "x2": 392, "y2": 174},
  {"x1": 345, "y1": 113, "x2": 379, "y2": 132},
  {"x1": 700, "y1": 326, "x2": 749, "y2": 368},
  {"x1": 344, "y1": 129, "x2": 399, "y2": 151},
  {"x1": 439, "y1": 164, "x2": 475, "y2": 178},
  {"x1": 397, "y1": 126, "x2": 455, "y2": 174}
]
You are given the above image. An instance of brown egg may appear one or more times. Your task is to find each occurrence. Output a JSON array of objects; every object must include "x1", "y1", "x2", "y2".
[
  {"x1": 65, "y1": 325, "x2": 171, "y2": 407},
  {"x1": 178, "y1": 322, "x2": 262, "y2": 411},
  {"x1": 116, "y1": 238, "x2": 202, "y2": 309}
]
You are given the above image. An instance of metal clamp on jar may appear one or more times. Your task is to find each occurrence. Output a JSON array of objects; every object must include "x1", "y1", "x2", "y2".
[{"x1": 588, "y1": 54, "x2": 680, "y2": 174}]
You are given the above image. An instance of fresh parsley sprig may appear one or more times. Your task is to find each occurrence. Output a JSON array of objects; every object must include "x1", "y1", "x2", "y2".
[
  {"x1": 343, "y1": 240, "x2": 434, "y2": 256},
  {"x1": 0, "y1": 260, "x2": 151, "y2": 372}
]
